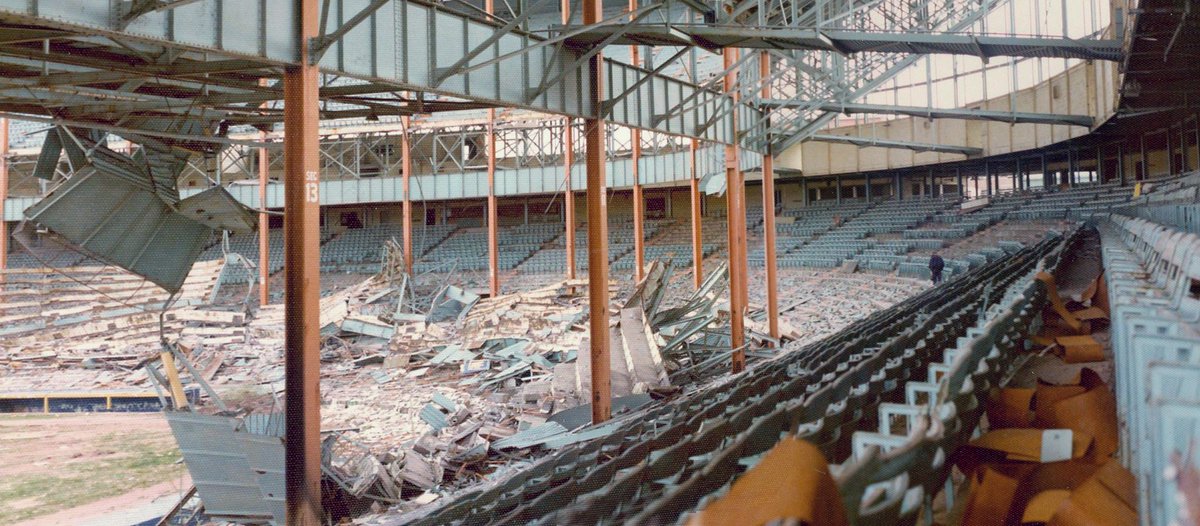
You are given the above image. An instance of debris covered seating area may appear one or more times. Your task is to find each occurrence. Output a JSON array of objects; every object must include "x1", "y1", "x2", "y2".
[{"x1": 397, "y1": 228, "x2": 1078, "y2": 525}]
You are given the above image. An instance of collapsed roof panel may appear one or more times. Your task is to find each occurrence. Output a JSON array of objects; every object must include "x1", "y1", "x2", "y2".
[
  {"x1": 32, "y1": 126, "x2": 62, "y2": 180},
  {"x1": 165, "y1": 411, "x2": 281, "y2": 524},
  {"x1": 178, "y1": 186, "x2": 258, "y2": 234},
  {"x1": 22, "y1": 123, "x2": 258, "y2": 292},
  {"x1": 24, "y1": 167, "x2": 211, "y2": 292}
]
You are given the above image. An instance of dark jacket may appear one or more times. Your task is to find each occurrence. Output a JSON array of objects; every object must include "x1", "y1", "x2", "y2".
[{"x1": 929, "y1": 255, "x2": 945, "y2": 272}]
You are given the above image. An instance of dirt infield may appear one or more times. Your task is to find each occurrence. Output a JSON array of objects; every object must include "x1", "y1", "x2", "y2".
[{"x1": 0, "y1": 413, "x2": 187, "y2": 524}]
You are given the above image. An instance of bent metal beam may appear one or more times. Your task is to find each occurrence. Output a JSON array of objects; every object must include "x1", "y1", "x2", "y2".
[
  {"x1": 759, "y1": 100, "x2": 1096, "y2": 128},
  {"x1": 809, "y1": 134, "x2": 984, "y2": 156}
]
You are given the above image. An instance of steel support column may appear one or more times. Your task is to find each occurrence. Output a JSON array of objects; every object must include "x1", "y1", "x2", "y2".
[
  {"x1": 1069, "y1": 149, "x2": 1077, "y2": 187},
  {"x1": 1041, "y1": 155, "x2": 1049, "y2": 187},
  {"x1": 760, "y1": 52, "x2": 778, "y2": 340},
  {"x1": 723, "y1": 48, "x2": 747, "y2": 373},
  {"x1": 956, "y1": 168, "x2": 963, "y2": 197},
  {"x1": 865, "y1": 173, "x2": 872, "y2": 200},
  {"x1": 631, "y1": 134, "x2": 644, "y2": 281},
  {"x1": 482, "y1": 0, "x2": 502, "y2": 297},
  {"x1": 564, "y1": 117, "x2": 576, "y2": 280},
  {"x1": 629, "y1": 0, "x2": 645, "y2": 283},
  {"x1": 258, "y1": 130, "x2": 269, "y2": 306},
  {"x1": 485, "y1": 0, "x2": 499, "y2": 297},
  {"x1": 402, "y1": 116, "x2": 413, "y2": 275},
  {"x1": 1166, "y1": 130, "x2": 1174, "y2": 177},
  {"x1": 0, "y1": 118, "x2": 7, "y2": 285},
  {"x1": 1190, "y1": 115, "x2": 1200, "y2": 174},
  {"x1": 984, "y1": 161, "x2": 992, "y2": 196},
  {"x1": 690, "y1": 139, "x2": 702, "y2": 289},
  {"x1": 1194, "y1": 116, "x2": 1200, "y2": 173},
  {"x1": 1097, "y1": 146, "x2": 1104, "y2": 183},
  {"x1": 1117, "y1": 143, "x2": 1126, "y2": 186},
  {"x1": 1141, "y1": 135, "x2": 1148, "y2": 181},
  {"x1": 283, "y1": 0, "x2": 322, "y2": 521},
  {"x1": 1015, "y1": 158, "x2": 1023, "y2": 191},
  {"x1": 1181, "y1": 125, "x2": 1190, "y2": 173},
  {"x1": 486, "y1": 119, "x2": 499, "y2": 296},
  {"x1": 562, "y1": 0, "x2": 575, "y2": 284},
  {"x1": 584, "y1": 0, "x2": 612, "y2": 424},
  {"x1": 835, "y1": 174, "x2": 842, "y2": 204}
]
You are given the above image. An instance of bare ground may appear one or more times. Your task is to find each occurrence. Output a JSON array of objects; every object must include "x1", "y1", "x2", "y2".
[{"x1": 0, "y1": 413, "x2": 187, "y2": 524}]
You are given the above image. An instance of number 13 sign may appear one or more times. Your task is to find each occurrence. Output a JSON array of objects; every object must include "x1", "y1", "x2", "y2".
[{"x1": 305, "y1": 170, "x2": 319, "y2": 203}]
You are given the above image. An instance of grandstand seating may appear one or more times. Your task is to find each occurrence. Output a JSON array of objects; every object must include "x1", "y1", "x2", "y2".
[
  {"x1": 1, "y1": 180, "x2": 1143, "y2": 287},
  {"x1": 1098, "y1": 213, "x2": 1200, "y2": 525},
  {"x1": 400, "y1": 226, "x2": 1073, "y2": 526},
  {"x1": 6, "y1": 246, "x2": 102, "y2": 269},
  {"x1": 1006, "y1": 183, "x2": 1133, "y2": 220},
  {"x1": 197, "y1": 230, "x2": 286, "y2": 284},
  {"x1": 0, "y1": 259, "x2": 226, "y2": 347},
  {"x1": 416, "y1": 223, "x2": 559, "y2": 273},
  {"x1": 321, "y1": 224, "x2": 456, "y2": 271},
  {"x1": 611, "y1": 243, "x2": 718, "y2": 272},
  {"x1": 519, "y1": 219, "x2": 677, "y2": 274},
  {"x1": 762, "y1": 197, "x2": 960, "y2": 270}
]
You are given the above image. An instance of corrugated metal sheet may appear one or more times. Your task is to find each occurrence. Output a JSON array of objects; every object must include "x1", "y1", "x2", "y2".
[
  {"x1": 236, "y1": 431, "x2": 286, "y2": 523},
  {"x1": 165, "y1": 412, "x2": 280, "y2": 525},
  {"x1": 24, "y1": 168, "x2": 211, "y2": 292},
  {"x1": 177, "y1": 186, "x2": 257, "y2": 234},
  {"x1": 419, "y1": 404, "x2": 449, "y2": 431},
  {"x1": 492, "y1": 421, "x2": 570, "y2": 450}
]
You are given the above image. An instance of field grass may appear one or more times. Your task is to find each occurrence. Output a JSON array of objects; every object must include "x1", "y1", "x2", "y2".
[{"x1": 0, "y1": 429, "x2": 183, "y2": 524}]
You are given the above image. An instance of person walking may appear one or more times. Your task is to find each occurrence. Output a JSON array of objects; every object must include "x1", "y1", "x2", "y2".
[{"x1": 929, "y1": 252, "x2": 945, "y2": 285}]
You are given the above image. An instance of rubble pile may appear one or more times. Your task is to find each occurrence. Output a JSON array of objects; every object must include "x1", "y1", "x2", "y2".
[
  {"x1": 746, "y1": 267, "x2": 928, "y2": 347},
  {"x1": 3, "y1": 243, "x2": 927, "y2": 524},
  {"x1": 0, "y1": 259, "x2": 254, "y2": 391}
]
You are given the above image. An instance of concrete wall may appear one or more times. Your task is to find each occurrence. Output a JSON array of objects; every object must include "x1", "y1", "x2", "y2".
[{"x1": 782, "y1": 60, "x2": 1120, "y2": 176}]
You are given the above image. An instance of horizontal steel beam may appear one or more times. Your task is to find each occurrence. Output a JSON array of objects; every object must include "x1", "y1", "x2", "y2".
[
  {"x1": 0, "y1": 0, "x2": 740, "y2": 146},
  {"x1": 808, "y1": 133, "x2": 983, "y2": 156},
  {"x1": 562, "y1": 25, "x2": 1125, "y2": 61},
  {"x1": 760, "y1": 101, "x2": 1096, "y2": 127},
  {"x1": 1, "y1": 146, "x2": 721, "y2": 219}
]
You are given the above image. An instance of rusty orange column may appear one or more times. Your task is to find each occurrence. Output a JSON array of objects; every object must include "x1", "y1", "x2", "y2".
[
  {"x1": 632, "y1": 136, "x2": 644, "y2": 281},
  {"x1": 564, "y1": 118, "x2": 576, "y2": 280},
  {"x1": 689, "y1": 138, "x2": 703, "y2": 289},
  {"x1": 257, "y1": 131, "x2": 269, "y2": 306},
  {"x1": 282, "y1": 0, "x2": 322, "y2": 522},
  {"x1": 486, "y1": 0, "x2": 499, "y2": 297},
  {"x1": 562, "y1": 0, "x2": 576, "y2": 281},
  {"x1": 760, "y1": 52, "x2": 779, "y2": 339},
  {"x1": 724, "y1": 48, "x2": 747, "y2": 373},
  {"x1": 487, "y1": 111, "x2": 499, "y2": 296},
  {"x1": 629, "y1": 0, "x2": 645, "y2": 282},
  {"x1": 0, "y1": 117, "x2": 8, "y2": 286},
  {"x1": 401, "y1": 116, "x2": 413, "y2": 275},
  {"x1": 584, "y1": 0, "x2": 612, "y2": 424}
]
